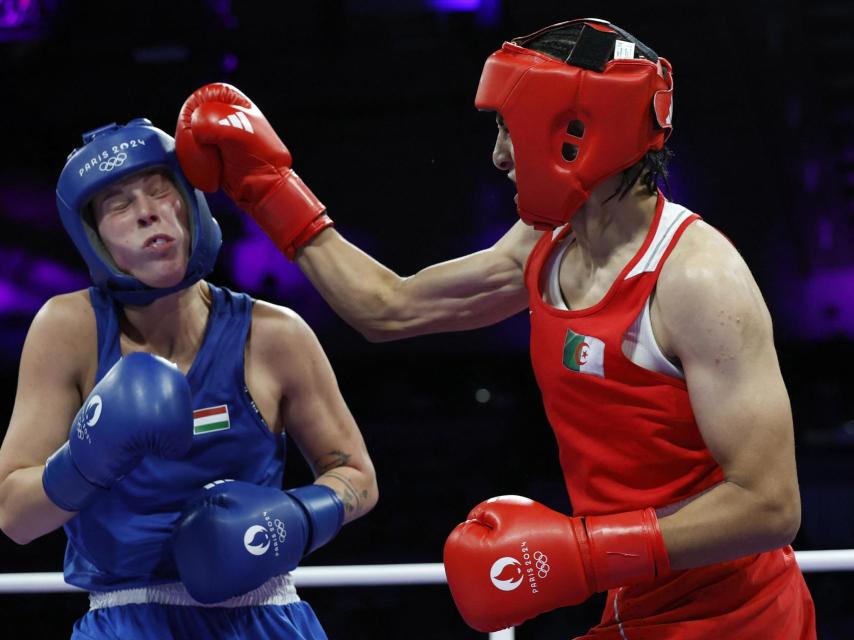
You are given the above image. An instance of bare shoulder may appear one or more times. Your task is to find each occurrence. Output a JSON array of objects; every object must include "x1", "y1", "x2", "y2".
[
  {"x1": 26, "y1": 290, "x2": 97, "y2": 373},
  {"x1": 13, "y1": 289, "x2": 97, "y2": 422},
  {"x1": 35, "y1": 289, "x2": 96, "y2": 325},
  {"x1": 248, "y1": 299, "x2": 318, "y2": 363},
  {"x1": 656, "y1": 221, "x2": 773, "y2": 362}
]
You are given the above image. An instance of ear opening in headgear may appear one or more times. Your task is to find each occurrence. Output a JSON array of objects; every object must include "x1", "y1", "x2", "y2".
[
  {"x1": 474, "y1": 17, "x2": 675, "y2": 229},
  {"x1": 562, "y1": 143, "x2": 579, "y2": 162}
]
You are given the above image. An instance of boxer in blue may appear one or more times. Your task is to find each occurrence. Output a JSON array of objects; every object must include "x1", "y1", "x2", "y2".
[{"x1": 0, "y1": 119, "x2": 378, "y2": 639}]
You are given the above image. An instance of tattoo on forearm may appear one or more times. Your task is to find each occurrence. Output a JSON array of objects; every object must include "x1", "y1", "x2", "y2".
[
  {"x1": 315, "y1": 450, "x2": 352, "y2": 473},
  {"x1": 323, "y1": 471, "x2": 362, "y2": 514}
]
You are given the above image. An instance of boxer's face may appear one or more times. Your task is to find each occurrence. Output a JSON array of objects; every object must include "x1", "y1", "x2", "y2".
[
  {"x1": 91, "y1": 170, "x2": 191, "y2": 289},
  {"x1": 492, "y1": 113, "x2": 517, "y2": 188}
]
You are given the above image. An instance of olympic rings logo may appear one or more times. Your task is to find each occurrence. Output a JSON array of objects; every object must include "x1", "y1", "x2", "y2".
[
  {"x1": 273, "y1": 518, "x2": 287, "y2": 542},
  {"x1": 99, "y1": 152, "x2": 128, "y2": 172},
  {"x1": 534, "y1": 551, "x2": 550, "y2": 578}
]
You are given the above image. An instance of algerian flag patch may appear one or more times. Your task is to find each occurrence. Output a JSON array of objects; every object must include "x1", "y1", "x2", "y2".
[
  {"x1": 562, "y1": 329, "x2": 605, "y2": 378},
  {"x1": 193, "y1": 405, "x2": 231, "y2": 435}
]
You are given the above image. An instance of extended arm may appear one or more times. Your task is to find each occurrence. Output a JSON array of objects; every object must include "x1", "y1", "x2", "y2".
[
  {"x1": 297, "y1": 223, "x2": 536, "y2": 341},
  {"x1": 654, "y1": 223, "x2": 801, "y2": 569},
  {"x1": 176, "y1": 82, "x2": 537, "y2": 342}
]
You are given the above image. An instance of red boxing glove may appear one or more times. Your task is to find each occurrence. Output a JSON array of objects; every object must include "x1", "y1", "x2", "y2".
[
  {"x1": 175, "y1": 82, "x2": 332, "y2": 259},
  {"x1": 443, "y1": 496, "x2": 670, "y2": 632}
]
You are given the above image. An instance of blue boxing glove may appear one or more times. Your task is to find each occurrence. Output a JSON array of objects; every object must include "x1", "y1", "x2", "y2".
[
  {"x1": 42, "y1": 352, "x2": 193, "y2": 511},
  {"x1": 172, "y1": 479, "x2": 344, "y2": 604}
]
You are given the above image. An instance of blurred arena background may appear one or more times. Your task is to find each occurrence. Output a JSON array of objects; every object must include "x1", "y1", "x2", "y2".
[{"x1": 1, "y1": 0, "x2": 852, "y2": 637}]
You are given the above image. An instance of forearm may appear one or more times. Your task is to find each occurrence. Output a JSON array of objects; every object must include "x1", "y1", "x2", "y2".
[
  {"x1": 658, "y1": 479, "x2": 800, "y2": 570},
  {"x1": 0, "y1": 465, "x2": 74, "y2": 544},
  {"x1": 314, "y1": 464, "x2": 378, "y2": 525},
  {"x1": 298, "y1": 228, "x2": 527, "y2": 340},
  {"x1": 296, "y1": 228, "x2": 407, "y2": 339}
]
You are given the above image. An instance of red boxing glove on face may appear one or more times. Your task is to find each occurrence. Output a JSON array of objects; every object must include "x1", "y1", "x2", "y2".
[
  {"x1": 175, "y1": 83, "x2": 332, "y2": 259},
  {"x1": 443, "y1": 496, "x2": 670, "y2": 633}
]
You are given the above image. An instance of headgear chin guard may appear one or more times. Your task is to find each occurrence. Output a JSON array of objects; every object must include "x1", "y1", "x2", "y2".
[
  {"x1": 476, "y1": 18, "x2": 674, "y2": 229},
  {"x1": 57, "y1": 118, "x2": 222, "y2": 306}
]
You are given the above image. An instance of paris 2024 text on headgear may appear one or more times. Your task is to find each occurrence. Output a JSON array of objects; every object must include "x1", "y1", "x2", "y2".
[{"x1": 56, "y1": 118, "x2": 222, "y2": 306}]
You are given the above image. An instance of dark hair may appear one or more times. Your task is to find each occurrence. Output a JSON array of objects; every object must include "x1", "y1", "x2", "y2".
[{"x1": 522, "y1": 22, "x2": 674, "y2": 199}]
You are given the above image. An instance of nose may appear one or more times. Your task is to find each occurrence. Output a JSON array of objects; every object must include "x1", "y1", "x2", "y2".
[
  {"x1": 492, "y1": 130, "x2": 514, "y2": 173},
  {"x1": 134, "y1": 195, "x2": 160, "y2": 227}
]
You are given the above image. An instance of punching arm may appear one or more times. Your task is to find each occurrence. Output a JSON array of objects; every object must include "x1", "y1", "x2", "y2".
[
  {"x1": 297, "y1": 221, "x2": 537, "y2": 341},
  {"x1": 176, "y1": 83, "x2": 537, "y2": 341}
]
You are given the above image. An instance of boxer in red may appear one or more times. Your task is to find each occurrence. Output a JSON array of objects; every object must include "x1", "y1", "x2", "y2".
[{"x1": 175, "y1": 17, "x2": 816, "y2": 639}]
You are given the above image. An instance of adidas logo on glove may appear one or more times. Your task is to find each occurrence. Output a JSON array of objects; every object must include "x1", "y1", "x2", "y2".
[{"x1": 217, "y1": 111, "x2": 255, "y2": 134}]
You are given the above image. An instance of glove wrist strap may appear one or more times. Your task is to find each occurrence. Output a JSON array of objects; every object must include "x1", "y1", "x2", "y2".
[
  {"x1": 287, "y1": 484, "x2": 344, "y2": 555},
  {"x1": 42, "y1": 442, "x2": 106, "y2": 512},
  {"x1": 253, "y1": 171, "x2": 331, "y2": 260},
  {"x1": 583, "y1": 507, "x2": 670, "y2": 592}
]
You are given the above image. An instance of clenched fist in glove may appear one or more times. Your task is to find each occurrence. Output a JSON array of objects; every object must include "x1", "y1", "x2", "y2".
[
  {"x1": 176, "y1": 83, "x2": 332, "y2": 259},
  {"x1": 443, "y1": 495, "x2": 670, "y2": 632}
]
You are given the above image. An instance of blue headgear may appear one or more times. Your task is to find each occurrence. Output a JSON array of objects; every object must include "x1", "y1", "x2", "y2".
[{"x1": 56, "y1": 118, "x2": 222, "y2": 305}]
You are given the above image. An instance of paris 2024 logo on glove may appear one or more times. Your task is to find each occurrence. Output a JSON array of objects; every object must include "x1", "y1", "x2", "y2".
[
  {"x1": 243, "y1": 516, "x2": 287, "y2": 557},
  {"x1": 74, "y1": 395, "x2": 103, "y2": 444},
  {"x1": 489, "y1": 548, "x2": 550, "y2": 594}
]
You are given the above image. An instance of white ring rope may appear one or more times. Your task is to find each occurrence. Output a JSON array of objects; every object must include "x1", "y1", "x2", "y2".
[
  {"x1": 0, "y1": 550, "x2": 852, "y2": 594},
  {"x1": 0, "y1": 552, "x2": 850, "y2": 640}
]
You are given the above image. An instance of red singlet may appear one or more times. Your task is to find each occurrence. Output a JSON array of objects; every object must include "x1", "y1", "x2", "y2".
[{"x1": 525, "y1": 195, "x2": 816, "y2": 639}]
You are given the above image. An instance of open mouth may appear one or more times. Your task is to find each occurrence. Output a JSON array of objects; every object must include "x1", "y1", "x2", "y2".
[{"x1": 144, "y1": 234, "x2": 175, "y2": 250}]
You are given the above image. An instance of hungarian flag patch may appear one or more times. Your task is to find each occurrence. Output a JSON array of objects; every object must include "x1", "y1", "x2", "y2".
[
  {"x1": 193, "y1": 405, "x2": 231, "y2": 435},
  {"x1": 562, "y1": 329, "x2": 605, "y2": 378}
]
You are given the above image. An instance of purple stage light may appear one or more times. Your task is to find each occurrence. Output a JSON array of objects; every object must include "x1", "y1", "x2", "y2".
[
  {"x1": 222, "y1": 52, "x2": 239, "y2": 73},
  {"x1": 27, "y1": 257, "x2": 89, "y2": 293},
  {"x1": 0, "y1": 279, "x2": 45, "y2": 315},
  {"x1": 0, "y1": 0, "x2": 43, "y2": 42},
  {"x1": 0, "y1": 182, "x2": 56, "y2": 227},
  {"x1": 227, "y1": 221, "x2": 310, "y2": 298},
  {"x1": 430, "y1": 0, "x2": 480, "y2": 10},
  {"x1": 800, "y1": 267, "x2": 854, "y2": 339},
  {"x1": 802, "y1": 159, "x2": 821, "y2": 192},
  {"x1": 0, "y1": 0, "x2": 32, "y2": 27},
  {"x1": 429, "y1": 0, "x2": 500, "y2": 27},
  {"x1": 208, "y1": 0, "x2": 238, "y2": 29}
]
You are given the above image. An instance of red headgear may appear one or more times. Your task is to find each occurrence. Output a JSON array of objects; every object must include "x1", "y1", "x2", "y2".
[{"x1": 475, "y1": 18, "x2": 674, "y2": 229}]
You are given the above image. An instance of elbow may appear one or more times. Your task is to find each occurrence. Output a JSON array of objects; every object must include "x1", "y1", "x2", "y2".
[
  {"x1": 361, "y1": 489, "x2": 379, "y2": 517},
  {"x1": 763, "y1": 488, "x2": 802, "y2": 549},
  {"x1": 356, "y1": 283, "x2": 413, "y2": 343},
  {"x1": 4, "y1": 528, "x2": 36, "y2": 546},
  {"x1": 777, "y1": 498, "x2": 802, "y2": 548},
  {"x1": 0, "y1": 512, "x2": 36, "y2": 546},
  {"x1": 360, "y1": 326, "x2": 402, "y2": 343},
  {"x1": 357, "y1": 315, "x2": 410, "y2": 344},
  {"x1": 359, "y1": 464, "x2": 379, "y2": 517},
  {"x1": 362, "y1": 469, "x2": 379, "y2": 516}
]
